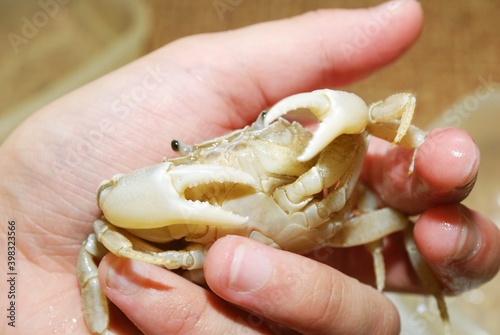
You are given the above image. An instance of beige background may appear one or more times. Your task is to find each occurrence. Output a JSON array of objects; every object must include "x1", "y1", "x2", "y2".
[{"x1": 2, "y1": 0, "x2": 499, "y2": 127}]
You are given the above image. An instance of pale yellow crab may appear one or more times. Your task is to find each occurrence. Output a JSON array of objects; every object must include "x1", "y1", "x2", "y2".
[{"x1": 77, "y1": 89, "x2": 450, "y2": 334}]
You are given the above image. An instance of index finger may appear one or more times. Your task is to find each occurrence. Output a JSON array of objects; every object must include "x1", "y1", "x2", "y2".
[{"x1": 361, "y1": 127, "x2": 480, "y2": 214}]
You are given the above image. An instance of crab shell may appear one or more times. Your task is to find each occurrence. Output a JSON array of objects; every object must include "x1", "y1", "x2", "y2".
[
  {"x1": 96, "y1": 90, "x2": 420, "y2": 236},
  {"x1": 78, "y1": 90, "x2": 451, "y2": 335}
]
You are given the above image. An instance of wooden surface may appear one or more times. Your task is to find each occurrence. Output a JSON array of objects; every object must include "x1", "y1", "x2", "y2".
[{"x1": 144, "y1": 0, "x2": 500, "y2": 127}]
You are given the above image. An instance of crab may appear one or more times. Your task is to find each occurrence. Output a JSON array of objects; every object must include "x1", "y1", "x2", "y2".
[{"x1": 77, "y1": 89, "x2": 451, "y2": 334}]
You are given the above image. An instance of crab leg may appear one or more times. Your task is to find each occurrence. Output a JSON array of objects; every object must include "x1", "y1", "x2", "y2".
[
  {"x1": 264, "y1": 89, "x2": 369, "y2": 162},
  {"x1": 404, "y1": 226, "x2": 452, "y2": 335},
  {"x1": 367, "y1": 93, "x2": 426, "y2": 148},
  {"x1": 77, "y1": 234, "x2": 115, "y2": 335},
  {"x1": 328, "y1": 208, "x2": 409, "y2": 247},
  {"x1": 78, "y1": 223, "x2": 207, "y2": 335},
  {"x1": 365, "y1": 239, "x2": 386, "y2": 291},
  {"x1": 94, "y1": 219, "x2": 206, "y2": 270},
  {"x1": 329, "y1": 207, "x2": 410, "y2": 290}
]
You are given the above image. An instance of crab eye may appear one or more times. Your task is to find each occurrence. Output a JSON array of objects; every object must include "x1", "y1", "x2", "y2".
[
  {"x1": 252, "y1": 110, "x2": 268, "y2": 130},
  {"x1": 171, "y1": 139, "x2": 193, "y2": 156},
  {"x1": 171, "y1": 139, "x2": 180, "y2": 152}
]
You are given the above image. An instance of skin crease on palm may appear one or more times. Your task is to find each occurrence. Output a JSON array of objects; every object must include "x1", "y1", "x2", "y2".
[{"x1": 1, "y1": 1, "x2": 500, "y2": 334}]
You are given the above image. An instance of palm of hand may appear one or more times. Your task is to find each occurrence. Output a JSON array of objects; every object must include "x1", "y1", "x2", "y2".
[{"x1": 1, "y1": 50, "x2": 263, "y2": 333}]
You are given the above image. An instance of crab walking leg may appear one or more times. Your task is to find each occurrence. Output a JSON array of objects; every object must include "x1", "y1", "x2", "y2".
[
  {"x1": 367, "y1": 93, "x2": 426, "y2": 150},
  {"x1": 328, "y1": 208, "x2": 410, "y2": 290},
  {"x1": 367, "y1": 122, "x2": 427, "y2": 148},
  {"x1": 368, "y1": 93, "x2": 418, "y2": 144},
  {"x1": 367, "y1": 119, "x2": 426, "y2": 174},
  {"x1": 364, "y1": 240, "x2": 386, "y2": 291},
  {"x1": 94, "y1": 219, "x2": 206, "y2": 270},
  {"x1": 264, "y1": 89, "x2": 369, "y2": 162},
  {"x1": 357, "y1": 185, "x2": 387, "y2": 291},
  {"x1": 404, "y1": 226, "x2": 452, "y2": 335},
  {"x1": 77, "y1": 234, "x2": 115, "y2": 335},
  {"x1": 77, "y1": 223, "x2": 207, "y2": 335}
]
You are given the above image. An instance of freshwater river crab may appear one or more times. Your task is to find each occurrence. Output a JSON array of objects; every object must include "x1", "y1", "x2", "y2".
[{"x1": 78, "y1": 89, "x2": 450, "y2": 334}]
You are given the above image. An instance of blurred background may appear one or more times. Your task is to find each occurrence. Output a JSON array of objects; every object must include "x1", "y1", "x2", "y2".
[{"x1": 1, "y1": 0, "x2": 499, "y2": 334}]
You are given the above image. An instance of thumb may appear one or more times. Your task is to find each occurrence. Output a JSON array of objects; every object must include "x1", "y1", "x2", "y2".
[{"x1": 205, "y1": 236, "x2": 400, "y2": 335}]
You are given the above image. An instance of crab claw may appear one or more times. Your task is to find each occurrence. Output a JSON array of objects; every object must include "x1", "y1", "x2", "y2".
[
  {"x1": 264, "y1": 89, "x2": 369, "y2": 162},
  {"x1": 97, "y1": 162, "x2": 258, "y2": 229}
]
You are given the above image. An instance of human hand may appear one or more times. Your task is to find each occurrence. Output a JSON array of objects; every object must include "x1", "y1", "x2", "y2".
[{"x1": 1, "y1": 1, "x2": 499, "y2": 335}]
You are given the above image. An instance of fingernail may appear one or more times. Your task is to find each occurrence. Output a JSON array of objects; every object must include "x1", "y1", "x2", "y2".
[
  {"x1": 228, "y1": 243, "x2": 272, "y2": 292},
  {"x1": 106, "y1": 258, "x2": 146, "y2": 295},
  {"x1": 447, "y1": 207, "x2": 482, "y2": 263}
]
